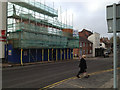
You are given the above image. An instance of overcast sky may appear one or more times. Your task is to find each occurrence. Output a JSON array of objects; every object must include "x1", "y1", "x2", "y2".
[{"x1": 38, "y1": 0, "x2": 120, "y2": 38}]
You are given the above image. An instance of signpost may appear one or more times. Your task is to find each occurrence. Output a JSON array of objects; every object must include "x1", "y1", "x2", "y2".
[
  {"x1": 107, "y1": 3, "x2": 120, "y2": 88},
  {"x1": 107, "y1": 3, "x2": 120, "y2": 33}
]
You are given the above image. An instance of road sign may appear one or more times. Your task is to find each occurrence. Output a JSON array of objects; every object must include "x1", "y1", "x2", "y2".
[
  {"x1": 107, "y1": 3, "x2": 119, "y2": 88},
  {"x1": 107, "y1": 3, "x2": 120, "y2": 33}
]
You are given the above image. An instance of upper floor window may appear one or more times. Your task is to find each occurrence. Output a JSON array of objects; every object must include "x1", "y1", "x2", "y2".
[
  {"x1": 83, "y1": 42, "x2": 85, "y2": 47},
  {"x1": 80, "y1": 42, "x2": 82, "y2": 47},
  {"x1": 86, "y1": 43, "x2": 88, "y2": 47},
  {"x1": 90, "y1": 50, "x2": 92, "y2": 53},
  {"x1": 90, "y1": 43, "x2": 92, "y2": 47}
]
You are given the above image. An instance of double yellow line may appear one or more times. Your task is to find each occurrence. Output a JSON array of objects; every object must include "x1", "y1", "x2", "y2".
[{"x1": 40, "y1": 67, "x2": 120, "y2": 89}]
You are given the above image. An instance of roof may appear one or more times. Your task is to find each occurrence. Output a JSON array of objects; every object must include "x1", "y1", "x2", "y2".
[
  {"x1": 79, "y1": 36, "x2": 93, "y2": 44},
  {"x1": 81, "y1": 29, "x2": 93, "y2": 34},
  {"x1": 78, "y1": 29, "x2": 93, "y2": 39}
]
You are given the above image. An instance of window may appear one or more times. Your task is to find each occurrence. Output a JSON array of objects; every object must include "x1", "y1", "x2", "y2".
[
  {"x1": 86, "y1": 49, "x2": 88, "y2": 54},
  {"x1": 87, "y1": 43, "x2": 89, "y2": 47},
  {"x1": 86, "y1": 43, "x2": 88, "y2": 47},
  {"x1": 80, "y1": 42, "x2": 82, "y2": 47},
  {"x1": 90, "y1": 43, "x2": 92, "y2": 47},
  {"x1": 83, "y1": 42, "x2": 85, "y2": 47},
  {"x1": 90, "y1": 50, "x2": 92, "y2": 53},
  {"x1": 83, "y1": 50, "x2": 85, "y2": 54}
]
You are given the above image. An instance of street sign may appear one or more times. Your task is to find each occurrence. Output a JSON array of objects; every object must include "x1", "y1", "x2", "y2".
[{"x1": 107, "y1": 4, "x2": 120, "y2": 33}]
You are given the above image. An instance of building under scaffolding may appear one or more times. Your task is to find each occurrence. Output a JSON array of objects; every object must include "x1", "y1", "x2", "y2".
[{"x1": 6, "y1": 0, "x2": 79, "y2": 63}]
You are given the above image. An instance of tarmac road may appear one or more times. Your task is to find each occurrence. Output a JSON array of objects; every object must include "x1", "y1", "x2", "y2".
[{"x1": 2, "y1": 55, "x2": 115, "y2": 88}]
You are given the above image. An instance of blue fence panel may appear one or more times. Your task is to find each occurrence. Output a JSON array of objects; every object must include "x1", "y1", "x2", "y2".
[
  {"x1": 71, "y1": 49, "x2": 73, "y2": 59},
  {"x1": 22, "y1": 49, "x2": 29, "y2": 63},
  {"x1": 49, "y1": 49, "x2": 52, "y2": 61},
  {"x1": 37, "y1": 49, "x2": 42, "y2": 61},
  {"x1": 7, "y1": 44, "x2": 21, "y2": 63},
  {"x1": 65, "y1": 48, "x2": 67, "y2": 59},
  {"x1": 30, "y1": 49, "x2": 36, "y2": 62},
  {"x1": 68, "y1": 48, "x2": 70, "y2": 59},
  {"x1": 44, "y1": 49, "x2": 48, "y2": 61},
  {"x1": 62, "y1": 49, "x2": 64, "y2": 60},
  {"x1": 57, "y1": 49, "x2": 60, "y2": 60}
]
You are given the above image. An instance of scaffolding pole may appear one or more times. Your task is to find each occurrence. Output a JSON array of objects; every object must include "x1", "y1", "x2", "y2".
[
  {"x1": 52, "y1": 49, "x2": 53, "y2": 61},
  {"x1": 70, "y1": 49, "x2": 71, "y2": 59},
  {"x1": 56, "y1": 49, "x2": 57, "y2": 61},
  {"x1": 61, "y1": 49, "x2": 62, "y2": 60},
  {"x1": 21, "y1": 49, "x2": 23, "y2": 65},
  {"x1": 67, "y1": 48, "x2": 69, "y2": 59},
  {"x1": 29, "y1": 49, "x2": 30, "y2": 62},
  {"x1": 64, "y1": 49, "x2": 65, "y2": 60},
  {"x1": 36, "y1": 49, "x2": 37, "y2": 62},
  {"x1": 42, "y1": 49, "x2": 44, "y2": 62},
  {"x1": 48, "y1": 49, "x2": 49, "y2": 61}
]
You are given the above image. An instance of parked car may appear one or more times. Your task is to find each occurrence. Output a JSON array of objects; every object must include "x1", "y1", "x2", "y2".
[
  {"x1": 104, "y1": 52, "x2": 109, "y2": 58},
  {"x1": 106, "y1": 49, "x2": 111, "y2": 54}
]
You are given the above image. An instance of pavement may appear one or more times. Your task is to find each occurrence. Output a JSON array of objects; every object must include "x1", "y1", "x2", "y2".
[
  {"x1": 42, "y1": 68, "x2": 115, "y2": 89},
  {"x1": 1, "y1": 56, "x2": 97, "y2": 68},
  {"x1": 1, "y1": 60, "x2": 66, "y2": 68}
]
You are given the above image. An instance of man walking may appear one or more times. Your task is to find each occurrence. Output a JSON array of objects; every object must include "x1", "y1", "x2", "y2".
[{"x1": 77, "y1": 55, "x2": 89, "y2": 78}]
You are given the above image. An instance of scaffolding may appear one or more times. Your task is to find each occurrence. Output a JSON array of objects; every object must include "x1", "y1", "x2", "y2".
[{"x1": 7, "y1": 1, "x2": 79, "y2": 49}]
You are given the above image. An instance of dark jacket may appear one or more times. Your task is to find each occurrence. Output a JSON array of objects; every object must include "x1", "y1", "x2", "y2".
[{"x1": 79, "y1": 58, "x2": 87, "y2": 69}]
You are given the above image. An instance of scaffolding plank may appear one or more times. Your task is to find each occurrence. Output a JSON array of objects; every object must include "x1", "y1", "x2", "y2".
[{"x1": 11, "y1": 2, "x2": 58, "y2": 17}]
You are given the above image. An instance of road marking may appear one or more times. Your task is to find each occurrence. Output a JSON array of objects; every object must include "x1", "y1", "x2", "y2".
[{"x1": 40, "y1": 67, "x2": 120, "y2": 89}]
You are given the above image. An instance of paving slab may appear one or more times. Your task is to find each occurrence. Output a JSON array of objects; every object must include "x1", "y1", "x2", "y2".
[{"x1": 50, "y1": 71, "x2": 113, "y2": 88}]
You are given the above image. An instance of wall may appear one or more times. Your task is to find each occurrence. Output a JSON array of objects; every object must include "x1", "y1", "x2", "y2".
[
  {"x1": 88, "y1": 32, "x2": 100, "y2": 57},
  {"x1": 0, "y1": 2, "x2": 7, "y2": 59},
  {"x1": 6, "y1": 44, "x2": 73, "y2": 63},
  {"x1": 73, "y1": 41, "x2": 93, "y2": 58},
  {"x1": 100, "y1": 42, "x2": 106, "y2": 48}
]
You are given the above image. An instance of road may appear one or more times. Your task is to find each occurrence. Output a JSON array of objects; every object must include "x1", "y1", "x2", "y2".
[{"x1": 2, "y1": 55, "x2": 118, "y2": 88}]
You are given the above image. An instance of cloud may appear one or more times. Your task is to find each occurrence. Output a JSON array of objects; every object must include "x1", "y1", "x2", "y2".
[{"x1": 35, "y1": 0, "x2": 119, "y2": 38}]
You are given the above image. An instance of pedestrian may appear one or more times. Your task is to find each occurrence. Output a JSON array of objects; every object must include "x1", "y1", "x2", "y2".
[{"x1": 76, "y1": 55, "x2": 89, "y2": 78}]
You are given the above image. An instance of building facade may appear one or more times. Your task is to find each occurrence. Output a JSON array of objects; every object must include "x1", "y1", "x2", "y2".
[
  {"x1": 3, "y1": 1, "x2": 79, "y2": 63},
  {"x1": 100, "y1": 37, "x2": 111, "y2": 49},
  {"x1": 0, "y1": 2, "x2": 7, "y2": 60},
  {"x1": 73, "y1": 29, "x2": 93, "y2": 57},
  {"x1": 88, "y1": 32, "x2": 100, "y2": 57},
  {"x1": 100, "y1": 42, "x2": 106, "y2": 49},
  {"x1": 79, "y1": 37, "x2": 93, "y2": 58}
]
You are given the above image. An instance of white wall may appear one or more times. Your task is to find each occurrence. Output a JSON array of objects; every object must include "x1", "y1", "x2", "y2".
[
  {"x1": 100, "y1": 42, "x2": 106, "y2": 48},
  {"x1": 88, "y1": 32, "x2": 100, "y2": 57},
  {"x1": 0, "y1": 2, "x2": 7, "y2": 59}
]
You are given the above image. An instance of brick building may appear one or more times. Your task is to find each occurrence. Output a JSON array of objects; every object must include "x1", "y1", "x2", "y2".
[
  {"x1": 73, "y1": 29, "x2": 93, "y2": 57},
  {"x1": 79, "y1": 37, "x2": 93, "y2": 56},
  {"x1": 78, "y1": 29, "x2": 93, "y2": 39},
  {"x1": 100, "y1": 37, "x2": 111, "y2": 49}
]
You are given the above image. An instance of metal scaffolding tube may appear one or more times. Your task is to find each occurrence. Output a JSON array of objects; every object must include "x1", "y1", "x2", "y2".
[{"x1": 7, "y1": 2, "x2": 79, "y2": 49}]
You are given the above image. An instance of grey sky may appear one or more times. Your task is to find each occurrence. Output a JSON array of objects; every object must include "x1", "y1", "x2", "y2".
[{"x1": 38, "y1": 0, "x2": 120, "y2": 38}]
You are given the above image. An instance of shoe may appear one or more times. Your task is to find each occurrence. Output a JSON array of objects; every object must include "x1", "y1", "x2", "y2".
[
  {"x1": 76, "y1": 75, "x2": 80, "y2": 78},
  {"x1": 84, "y1": 75, "x2": 90, "y2": 78}
]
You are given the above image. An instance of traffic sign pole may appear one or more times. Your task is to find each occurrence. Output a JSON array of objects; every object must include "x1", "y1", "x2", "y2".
[{"x1": 113, "y1": 3, "x2": 117, "y2": 89}]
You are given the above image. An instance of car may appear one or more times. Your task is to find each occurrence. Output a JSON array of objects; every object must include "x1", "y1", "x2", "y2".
[
  {"x1": 106, "y1": 49, "x2": 111, "y2": 54},
  {"x1": 103, "y1": 52, "x2": 109, "y2": 58}
]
